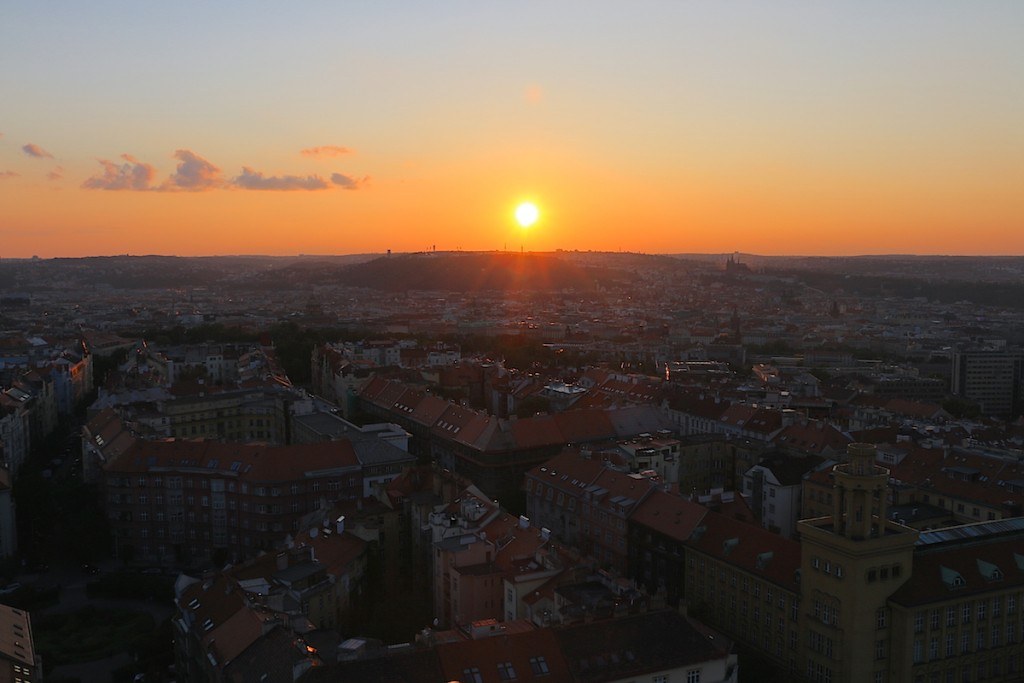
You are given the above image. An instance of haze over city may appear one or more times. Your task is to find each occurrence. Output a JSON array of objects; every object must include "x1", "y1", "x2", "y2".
[{"x1": 3, "y1": 2, "x2": 1024, "y2": 258}]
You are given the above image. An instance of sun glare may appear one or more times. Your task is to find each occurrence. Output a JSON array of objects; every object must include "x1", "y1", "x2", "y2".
[{"x1": 515, "y1": 202, "x2": 539, "y2": 228}]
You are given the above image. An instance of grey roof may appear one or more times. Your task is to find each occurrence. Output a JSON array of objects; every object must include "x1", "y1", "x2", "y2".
[
  {"x1": 293, "y1": 412, "x2": 353, "y2": 439},
  {"x1": 917, "y1": 517, "x2": 1024, "y2": 547},
  {"x1": 350, "y1": 433, "x2": 416, "y2": 467},
  {"x1": 274, "y1": 561, "x2": 323, "y2": 585}
]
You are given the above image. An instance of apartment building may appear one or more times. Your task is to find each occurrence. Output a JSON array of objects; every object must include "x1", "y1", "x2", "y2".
[
  {"x1": 524, "y1": 451, "x2": 661, "y2": 575},
  {"x1": 0, "y1": 604, "x2": 38, "y2": 682},
  {"x1": 743, "y1": 452, "x2": 824, "y2": 538},
  {"x1": 684, "y1": 512, "x2": 803, "y2": 673},
  {"x1": 100, "y1": 434, "x2": 363, "y2": 566}
]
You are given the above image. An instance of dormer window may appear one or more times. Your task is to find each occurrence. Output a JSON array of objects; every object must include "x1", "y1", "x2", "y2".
[
  {"x1": 940, "y1": 566, "x2": 966, "y2": 589},
  {"x1": 977, "y1": 559, "x2": 1003, "y2": 581}
]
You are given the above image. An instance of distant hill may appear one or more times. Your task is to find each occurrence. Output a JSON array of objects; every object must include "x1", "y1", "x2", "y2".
[{"x1": 324, "y1": 252, "x2": 621, "y2": 292}]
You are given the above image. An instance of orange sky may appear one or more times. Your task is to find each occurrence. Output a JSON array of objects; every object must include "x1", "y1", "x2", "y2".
[{"x1": 2, "y1": 3, "x2": 1023, "y2": 257}]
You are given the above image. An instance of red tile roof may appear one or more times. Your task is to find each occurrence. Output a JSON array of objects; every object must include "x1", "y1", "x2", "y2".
[
  {"x1": 686, "y1": 511, "x2": 801, "y2": 592},
  {"x1": 106, "y1": 438, "x2": 359, "y2": 482},
  {"x1": 629, "y1": 490, "x2": 708, "y2": 543}
]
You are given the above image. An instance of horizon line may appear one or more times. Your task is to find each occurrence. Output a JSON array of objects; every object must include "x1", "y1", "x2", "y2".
[{"x1": 3, "y1": 250, "x2": 1024, "y2": 261}]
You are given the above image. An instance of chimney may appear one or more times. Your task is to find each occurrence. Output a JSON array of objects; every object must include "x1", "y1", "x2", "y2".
[
  {"x1": 276, "y1": 552, "x2": 287, "y2": 571},
  {"x1": 518, "y1": 515, "x2": 530, "y2": 530},
  {"x1": 336, "y1": 515, "x2": 346, "y2": 534}
]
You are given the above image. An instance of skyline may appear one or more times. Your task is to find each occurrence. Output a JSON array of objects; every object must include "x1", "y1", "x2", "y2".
[{"x1": 2, "y1": 2, "x2": 1023, "y2": 258}]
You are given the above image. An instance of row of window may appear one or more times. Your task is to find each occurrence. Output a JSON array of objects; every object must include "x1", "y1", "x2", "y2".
[
  {"x1": 912, "y1": 652, "x2": 1021, "y2": 682},
  {"x1": 112, "y1": 478, "x2": 356, "y2": 497},
  {"x1": 461, "y1": 656, "x2": 551, "y2": 682},
  {"x1": 912, "y1": 621, "x2": 1022, "y2": 662},
  {"x1": 915, "y1": 596, "x2": 1019, "y2": 633}
]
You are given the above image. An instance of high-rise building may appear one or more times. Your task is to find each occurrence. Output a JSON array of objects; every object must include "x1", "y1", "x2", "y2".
[{"x1": 951, "y1": 345, "x2": 1024, "y2": 418}]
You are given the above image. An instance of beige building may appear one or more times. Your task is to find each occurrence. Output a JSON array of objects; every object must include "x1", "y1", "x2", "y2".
[{"x1": 798, "y1": 443, "x2": 919, "y2": 683}]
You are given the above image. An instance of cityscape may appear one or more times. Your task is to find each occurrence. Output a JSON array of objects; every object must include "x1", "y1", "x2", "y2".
[
  {"x1": 3, "y1": 4, "x2": 1024, "y2": 683},
  {"x1": 0, "y1": 252, "x2": 1023, "y2": 682}
]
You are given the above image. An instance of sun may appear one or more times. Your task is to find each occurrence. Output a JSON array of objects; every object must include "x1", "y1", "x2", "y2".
[{"x1": 515, "y1": 202, "x2": 539, "y2": 228}]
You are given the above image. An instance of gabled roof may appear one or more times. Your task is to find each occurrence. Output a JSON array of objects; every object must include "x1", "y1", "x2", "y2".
[
  {"x1": 890, "y1": 523, "x2": 1024, "y2": 606},
  {"x1": 302, "y1": 647, "x2": 442, "y2": 683},
  {"x1": 629, "y1": 490, "x2": 708, "y2": 543},
  {"x1": 106, "y1": 438, "x2": 360, "y2": 482},
  {"x1": 773, "y1": 420, "x2": 850, "y2": 456},
  {"x1": 686, "y1": 511, "x2": 801, "y2": 592},
  {"x1": 524, "y1": 448, "x2": 606, "y2": 496},
  {"x1": 436, "y1": 627, "x2": 570, "y2": 683},
  {"x1": 554, "y1": 610, "x2": 731, "y2": 682}
]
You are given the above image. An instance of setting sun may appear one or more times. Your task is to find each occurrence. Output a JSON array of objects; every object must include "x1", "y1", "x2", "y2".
[{"x1": 515, "y1": 202, "x2": 539, "y2": 228}]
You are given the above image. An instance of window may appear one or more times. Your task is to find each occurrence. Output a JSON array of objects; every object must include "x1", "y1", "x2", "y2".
[
  {"x1": 529, "y1": 657, "x2": 549, "y2": 675},
  {"x1": 687, "y1": 670, "x2": 702, "y2": 683},
  {"x1": 497, "y1": 661, "x2": 517, "y2": 681},
  {"x1": 876, "y1": 608, "x2": 887, "y2": 629},
  {"x1": 930, "y1": 609, "x2": 940, "y2": 630},
  {"x1": 929, "y1": 637, "x2": 938, "y2": 661},
  {"x1": 946, "y1": 606, "x2": 955, "y2": 627},
  {"x1": 463, "y1": 667, "x2": 483, "y2": 683},
  {"x1": 962, "y1": 604, "x2": 970, "y2": 624},
  {"x1": 914, "y1": 612, "x2": 924, "y2": 633},
  {"x1": 977, "y1": 601, "x2": 986, "y2": 620}
]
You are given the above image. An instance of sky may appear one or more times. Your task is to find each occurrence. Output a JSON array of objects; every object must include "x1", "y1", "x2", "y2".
[{"x1": 2, "y1": 2, "x2": 1023, "y2": 258}]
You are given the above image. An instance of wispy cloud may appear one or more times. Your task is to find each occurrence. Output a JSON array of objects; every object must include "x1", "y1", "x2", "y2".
[
  {"x1": 233, "y1": 167, "x2": 330, "y2": 191},
  {"x1": 300, "y1": 145, "x2": 353, "y2": 158},
  {"x1": 23, "y1": 143, "x2": 54, "y2": 159},
  {"x1": 161, "y1": 149, "x2": 224, "y2": 191},
  {"x1": 79, "y1": 148, "x2": 368, "y2": 194},
  {"x1": 0, "y1": 170, "x2": 19, "y2": 179},
  {"x1": 331, "y1": 173, "x2": 369, "y2": 190},
  {"x1": 82, "y1": 154, "x2": 156, "y2": 190},
  {"x1": 47, "y1": 166, "x2": 64, "y2": 182}
]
